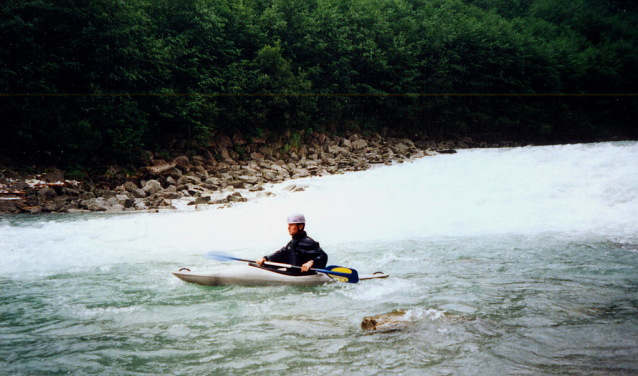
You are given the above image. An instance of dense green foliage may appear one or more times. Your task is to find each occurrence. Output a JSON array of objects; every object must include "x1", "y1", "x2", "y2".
[{"x1": 1, "y1": 0, "x2": 636, "y2": 168}]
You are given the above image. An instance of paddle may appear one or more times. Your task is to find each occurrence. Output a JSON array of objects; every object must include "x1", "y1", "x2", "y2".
[{"x1": 204, "y1": 251, "x2": 359, "y2": 283}]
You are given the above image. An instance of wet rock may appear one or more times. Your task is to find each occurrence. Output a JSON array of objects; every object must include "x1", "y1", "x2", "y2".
[
  {"x1": 361, "y1": 309, "x2": 413, "y2": 332},
  {"x1": 256, "y1": 191, "x2": 276, "y2": 198},
  {"x1": 226, "y1": 192, "x2": 247, "y2": 202},
  {"x1": 106, "y1": 204, "x2": 125, "y2": 212},
  {"x1": 194, "y1": 196, "x2": 211, "y2": 204}
]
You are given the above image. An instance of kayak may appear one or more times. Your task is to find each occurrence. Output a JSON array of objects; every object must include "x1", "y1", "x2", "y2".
[{"x1": 172, "y1": 264, "x2": 389, "y2": 287}]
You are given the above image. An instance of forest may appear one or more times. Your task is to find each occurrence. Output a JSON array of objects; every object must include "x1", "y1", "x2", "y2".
[{"x1": 1, "y1": 0, "x2": 637, "y2": 170}]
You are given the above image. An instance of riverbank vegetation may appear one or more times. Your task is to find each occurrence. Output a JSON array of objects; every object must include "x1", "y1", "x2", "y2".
[{"x1": 1, "y1": 0, "x2": 637, "y2": 170}]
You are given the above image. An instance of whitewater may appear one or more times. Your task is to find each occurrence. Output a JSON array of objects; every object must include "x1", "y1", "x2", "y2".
[{"x1": 1, "y1": 142, "x2": 637, "y2": 375}]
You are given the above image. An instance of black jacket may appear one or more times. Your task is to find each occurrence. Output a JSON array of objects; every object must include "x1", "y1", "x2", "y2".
[{"x1": 264, "y1": 231, "x2": 328, "y2": 270}]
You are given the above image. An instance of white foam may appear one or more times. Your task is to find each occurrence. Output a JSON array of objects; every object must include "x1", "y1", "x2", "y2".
[{"x1": 1, "y1": 142, "x2": 636, "y2": 277}]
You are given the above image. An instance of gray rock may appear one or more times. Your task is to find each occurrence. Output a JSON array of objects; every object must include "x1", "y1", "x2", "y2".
[
  {"x1": 116, "y1": 194, "x2": 134, "y2": 208},
  {"x1": 143, "y1": 180, "x2": 162, "y2": 195},
  {"x1": 341, "y1": 139, "x2": 353, "y2": 150},
  {"x1": 80, "y1": 191, "x2": 96, "y2": 200},
  {"x1": 238, "y1": 175, "x2": 261, "y2": 185},
  {"x1": 42, "y1": 169, "x2": 65, "y2": 183},
  {"x1": 158, "y1": 191, "x2": 183, "y2": 200},
  {"x1": 96, "y1": 189, "x2": 117, "y2": 199},
  {"x1": 352, "y1": 139, "x2": 368, "y2": 150},
  {"x1": 226, "y1": 192, "x2": 247, "y2": 202},
  {"x1": 291, "y1": 168, "x2": 310, "y2": 179},
  {"x1": 132, "y1": 188, "x2": 147, "y2": 198},
  {"x1": 123, "y1": 181, "x2": 138, "y2": 192},
  {"x1": 38, "y1": 186, "x2": 57, "y2": 198},
  {"x1": 177, "y1": 175, "x2": 201, "y2": 186},
  {"x1": 256, "y1": 192, "x2": 276, "y2": 198},
  {"x1": 62, "y1": 187, "x2": 80, "y2": 196},
  {"x1": 106, "y1": 204, "x2": 125, "y2": 212},
  {"x1": 193, "y1": 196, "x2": 212, "y2": 205},
  {"x1": 82, "y1": 198, "x2": 110, "y2": 211},
  {"x1": 261, "y1": 170, "x2": 277, "y2": 181}
]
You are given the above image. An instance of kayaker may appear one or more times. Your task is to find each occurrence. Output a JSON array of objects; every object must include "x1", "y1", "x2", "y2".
[{"x1": 255, "y1": 213, "x2": 328, "y2": 274}]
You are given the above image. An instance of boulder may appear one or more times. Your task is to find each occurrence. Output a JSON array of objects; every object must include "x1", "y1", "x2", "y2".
[
  {"x1": 106, "y1": 204, "x2": 125, "y2": 212},
  {"x1": 226, "y1": 192, "x2": 247, "y2": 203},
  {"x1": 79, "y1": 191, "x2": 96, "y2": 200},
  {"x1": 238, "y1": 175, "x2": 261, "y2": 185},
  {"x1": 352, "y1": 139, "x2": 368, "y2": 150},
  {"x1": 122, "y1": 181, "x2": 137, "y2": 193},
  {"x1": 0, "y1": 200, "x2": 20, "y2": 213},
  {"x1": 291, "y1": 168, "x2": 310, "y2": 179},
  {"x1": 177, "y1": 175, "x2": 202, "y2": 186},
  {"x1": 37, "y1": 186, "x2": 57, "y2": 199},
  {"x1": 146, "y1": 162, "x2": 176, "y2": 176},
  {"x1": 131, "y1": 188, "x2": 147, "y2": 198},
  {"x1": 143, "y1": 180, "x2": 163, "y2": 195},
  {"x1": 134, "y1": 200, "x2": 148, "y2": 210},
  {"x1": 341, "y1": 139, "x2": 353, "y2": 150},
  {"x1": 10, "y1": 181, "x2": 30, "y2": 190},
  {"x1": 193, "y1": 196, "x2": 211, "y2": 205},
  {"x1": 158, "y1": 191, "x2": 183, "y2": 200},
  {"x1": 116, "y1": 194, "x2": 134, "y2": 208},
  {"x1": 81, "y1": 198, "x2": 110, "y2": 212},
  {"x1": 42, "y1": 169, "x2": 65, "y2": 183},
  {"x1": 173, "y1": 155, "x2": 190, "y2": 168}
]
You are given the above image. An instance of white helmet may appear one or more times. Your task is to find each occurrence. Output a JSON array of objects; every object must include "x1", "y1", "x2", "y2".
[{"x1": 287, "y1": 213, "x2": 306, "y2": 224}]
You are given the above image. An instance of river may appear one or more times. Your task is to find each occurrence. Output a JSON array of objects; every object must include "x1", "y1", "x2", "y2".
[{"x1": 1, "y1": 142, "x2": 637, "y2": 375}]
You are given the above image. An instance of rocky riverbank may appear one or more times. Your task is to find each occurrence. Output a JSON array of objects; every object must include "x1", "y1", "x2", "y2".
[{"x1": 0, "y1": 132, "x2": 498, "y2": 215}]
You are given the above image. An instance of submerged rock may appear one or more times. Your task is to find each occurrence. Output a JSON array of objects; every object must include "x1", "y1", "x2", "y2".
[{"x1": 362, "y1": 309, "x2": 414, "y2": 332}]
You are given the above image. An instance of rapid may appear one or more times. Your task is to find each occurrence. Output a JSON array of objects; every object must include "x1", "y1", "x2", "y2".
[{"x1": 1, "y1": 142, "x2": 637, "y2": 375}]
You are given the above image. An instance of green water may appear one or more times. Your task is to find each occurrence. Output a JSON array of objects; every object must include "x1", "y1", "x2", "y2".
[{"x1": 2, "y1": 236, "x2": 637, "y2": 375}]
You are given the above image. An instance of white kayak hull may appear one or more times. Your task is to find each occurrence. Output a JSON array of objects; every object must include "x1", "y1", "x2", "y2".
[
  {"x1": 172, "y1": 264, "x2": 389, "y2": 287},
  {"x1": 173, "y1": 264, "x2": 334, "y2": 286}
]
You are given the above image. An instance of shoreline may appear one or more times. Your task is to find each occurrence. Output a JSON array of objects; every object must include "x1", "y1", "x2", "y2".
[{"x1": 0, "y1": 132, "x2": 521, "y2": 215}]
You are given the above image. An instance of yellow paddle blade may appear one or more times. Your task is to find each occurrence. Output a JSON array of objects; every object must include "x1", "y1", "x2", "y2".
[{"x1": 330, "y1": 267, "x2": 353, "y2": 274}]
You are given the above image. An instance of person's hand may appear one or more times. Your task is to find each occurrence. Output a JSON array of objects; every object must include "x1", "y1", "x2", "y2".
[
  {"x1": 301, "y1": 260, "x2": 314, "y2": 273},
  {"x1": 255, "y1": 257, "x2": 266, "y2": 266}
]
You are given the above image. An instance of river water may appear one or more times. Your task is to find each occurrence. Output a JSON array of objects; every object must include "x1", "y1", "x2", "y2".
[{"x1": 1, "y1": 142, "x2": 637, "y2": 375}]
